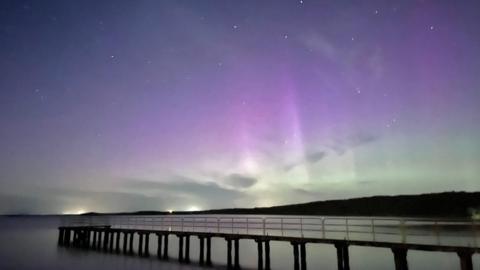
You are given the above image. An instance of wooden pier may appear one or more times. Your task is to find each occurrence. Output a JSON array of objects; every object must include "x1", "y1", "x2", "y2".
[{"x1": 58, "y1": 215, "x2": 479, "y2": 270}]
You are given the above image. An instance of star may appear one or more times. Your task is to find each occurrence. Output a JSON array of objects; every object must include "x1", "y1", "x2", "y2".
[
  {"x1": 233, "y1": 25, "x2": 238, "y2": 29},
  {"x1": 429, "y1": 25, "x2": 435, "y2": 31}
]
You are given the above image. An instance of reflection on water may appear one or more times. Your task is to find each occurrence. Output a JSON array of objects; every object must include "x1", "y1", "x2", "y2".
[{"x1": 0, "y1": 216, "x2": 478, "y2": 270}]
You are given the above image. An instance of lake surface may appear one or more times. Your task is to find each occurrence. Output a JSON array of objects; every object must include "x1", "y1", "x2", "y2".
[{"x1": 0, "y1": 216, "x2": 479, "y2": 270}]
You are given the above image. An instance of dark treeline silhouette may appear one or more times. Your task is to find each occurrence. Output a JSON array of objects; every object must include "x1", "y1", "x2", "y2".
[{"x1": 83, "y1": 191, "x2": 480, "y2": 218}]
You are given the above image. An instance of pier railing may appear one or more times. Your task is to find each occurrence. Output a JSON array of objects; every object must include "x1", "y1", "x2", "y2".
[{"x1": 62, "y1": 215, "x2": 478, "y2": 248}]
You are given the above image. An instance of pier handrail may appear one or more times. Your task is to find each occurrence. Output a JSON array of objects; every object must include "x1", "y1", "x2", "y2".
[{"x1": 62, "y1": 215, "x2": 479, "y2": 248}]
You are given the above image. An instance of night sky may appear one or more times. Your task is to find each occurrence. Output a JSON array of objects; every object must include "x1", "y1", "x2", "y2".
[{"x1": 1, "y1": 1, "x2": 479, "y2": 214}]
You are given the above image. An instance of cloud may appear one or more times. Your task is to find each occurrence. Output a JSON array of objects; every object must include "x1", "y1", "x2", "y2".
[
  {"x1": 123, "y1": 176, "x2": 246, "y2": 209},
  {"x1": 224, "y1": 174, "x2": 257, "y2": 188},
  {"x1": 329, "y1": 133, "x2": 377, "y2": 155},
  {"x1": 284, "y1": 150, "x2": 327, "y2": 171}
]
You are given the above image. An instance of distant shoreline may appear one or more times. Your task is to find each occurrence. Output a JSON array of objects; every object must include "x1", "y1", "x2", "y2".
[{"x1": 3, "y1": 191, "x2": 480, "y2": 218}]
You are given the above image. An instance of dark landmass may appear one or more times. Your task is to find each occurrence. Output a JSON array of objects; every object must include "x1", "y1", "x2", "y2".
[{"x1": 81, "y1": 191, "x2": 480, "y2": 218}]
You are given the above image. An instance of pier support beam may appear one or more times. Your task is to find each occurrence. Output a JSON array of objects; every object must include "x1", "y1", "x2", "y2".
[
  {"x1": 292, "y1": 243, "x2": 300, "y2": 270},
  {"x1": 392, "y1": 247, "x2": 408, "y2": 270},
  {"x1": 300, "y1": 243, "x2": 307, "y2": 270},
  {"x1": 156, "y1": 234, "x2": 163, "y2": 258},
  {"x1": 92, "y1": 230, "x2": 98, "y2": 249},
  {"x1": 199, "y1": 236, "x2": 205, "y2": 264},
  {"x1": 457, "y1": 249, "x2": 473, "y2": 270},
  {"x1": 64, "y1": 229, "x2": 71, "y2": 247},
  {"x1": 97, "y1": 231, "x2": 102, "y2": 249},
  {"x1": 185, "y1": 235, "x2": 190, "y2": 263},
  {"x1": 256, "y1": 239, "x2": 271, "y2": 270},
  {"x1": 129, "y1": 232, "x2": 134, "y2": 254},
  {"x1": 178, "y1": 235, "x2": 184, "y2": 262},
  {"x1": 227, "y1": 239, "x2": 232, "y2": 269},
  {"x1": 109, "y1": 231, "x2": 114, "y2": 252},
  {"x1": 163, "y1": 234, "x2": 169, "y2": 260},
  {"x1": 206, "y1": 237, "x2": 212, "y2": 266},
  {"x1": 103, "y1": 230, "x2": 110, "y2": 252},
  {"x1": 138, "y1": 233, "x2": 144, "y2": 256},
  {"x1": 115, "y1": 231, "x2": 120, "y2": 253},
  {"x1": 256, "y1": 240, "x2": 264, "y2": 270},
  {"x1": 58, "y1": 228, "x2": 65, "y2": 246},
  {"x1": 265, "y1": 240, "x2": 270, "y2": 270},
  {"x1": 123, "y1": 232, "x2": 128, "y2": 254},
  {"x1": 335, "y1": 242, "x2": 350, "y2": 270},
  {"x1": 234, "y1": 238, "x2": 240, "y2": 270},
  {"x1": 144, "y1": 233, "x2": 150, "y2": 257}
]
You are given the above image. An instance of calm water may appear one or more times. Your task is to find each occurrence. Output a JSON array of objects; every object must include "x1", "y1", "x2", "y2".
[{"x1": 0, "y1": 216, "x2": 479, "y2": 270}]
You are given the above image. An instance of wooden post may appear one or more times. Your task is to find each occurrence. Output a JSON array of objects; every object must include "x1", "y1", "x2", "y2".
[
  {"x1": 93, "y1": 230, "x2": 98, "y2": 249},
  {"x1": 265, "y1": 240, "x2": 271, "y2": 270},
  {"x1": 115, "y1": 231, "x2": 120, "y2": 253},
  {"x1": 58, "y1": 228, "x2": 65, "y2": 245},
  {"x1": 129, "y1": 232, "x2": 134, "y2": 254},
  {"x1": 335, "y1": 242, "x2": 350, "y2": 270},
  {"x1": 292, "y1": 243, "x2": 300, "y2": 270},
  {"x1": 144, "y1": 233, "x2": 150, "y2": 257},
  {"x1": 73, "y1": 229, "x2": 78, "y2": 247},
  {"x1": 457, "y1": 249, "x2": 473, "y2": 270},
  {"x1": 234, "y1": 238, "x2": 240, "y2": 270},
  {"x1": 185, "y1": 235, "x2": 190, "y2": 263},
  {"x1": 138, "y1": 233, "x2": 144, "y2": 256},
  {"x1": 257, "y1": 240, "x2": 264, "y2": 270},
  {"x1": 227, "y1": 239, "x2": 232, "y2": 269},
  {"x1": 206, "y1": 237, "x2": 212, "y2": 266},
  {"x1": 123, "y1": 232, "x2": 128, "y2": 254},
  {"x1": 163, "y1": 234, "x2": 169, "y2": 260},
  {"x1": 109, "y1": 231, "x2": 114, "y2": 252},
  {"x1": 97, "y1": 231, "x2": 102, "y2": 250},
  {"x1": 343, "y1": 244, "x2": 350, "y2": 270},
  {"x1": 157, "y1": 234, "x2": 163, "y2": 258},
  {"x1": 199, "y1": 237, "x2": 205, "y2": 264},
  {"x1": 300, "y1": 242, "x2": 307, "y2": 270},
  {"x1": 178, "y1": 235, "x2": 184, "y2": 262},
  {"x1": 392, "y1": 247, "x2": 408, "y2": 270},
  {"x1": 103, "y1": 230, "x2": 109, "y2": 251}
]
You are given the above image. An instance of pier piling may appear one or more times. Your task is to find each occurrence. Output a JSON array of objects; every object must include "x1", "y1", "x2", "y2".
[
  {"x1": 458, "y1": 249, "x2": 473, "y2": 270},
  {"x1": 392, "y1": 247, "x2": 408, "y2": 270},
  {"x1": 185, "y1": 235, "x2": 191, "y2": 263}
]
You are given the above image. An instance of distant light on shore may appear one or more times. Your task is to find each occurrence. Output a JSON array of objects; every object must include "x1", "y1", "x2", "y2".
[
  {"x1": 187, "y1": 206, "x2": 200, "y2": 212},
  {"x1": 167, "y1": 209, "x2": 174, "y2": 214},
  {"x1": 62, "y1": 208, "x2": 87, "y2": 215}
]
